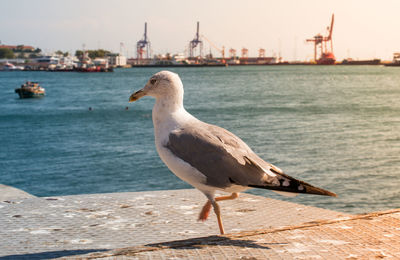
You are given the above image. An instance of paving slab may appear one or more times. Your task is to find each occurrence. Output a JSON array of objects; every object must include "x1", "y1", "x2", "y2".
[
  {"x1": 0, "y1": 189, "x2": 346, "y2": 259},
  {"x1": 69, "y1": 209, "x2": 400, "y2": 260}
]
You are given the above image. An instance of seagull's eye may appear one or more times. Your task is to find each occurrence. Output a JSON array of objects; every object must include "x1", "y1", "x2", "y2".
[{"x1": 150, "y1": 79, "x2": 157, "y2": 85}]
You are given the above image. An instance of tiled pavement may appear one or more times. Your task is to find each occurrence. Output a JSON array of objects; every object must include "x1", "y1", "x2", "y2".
[{"x1": 1, "y1": 188, "x2": 348, "y2": 259}]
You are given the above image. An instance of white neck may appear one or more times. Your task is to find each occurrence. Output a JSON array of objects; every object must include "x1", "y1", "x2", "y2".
[{"x1": 152, "y1": 94, "x2": 189, "y2": 143}]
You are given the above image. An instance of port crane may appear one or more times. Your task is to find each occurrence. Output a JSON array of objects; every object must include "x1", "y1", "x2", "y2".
[
  {"x1": 201, "y1": 34, "x2": 225, "y2": 59},
  {"x1": 137, "y1": 22, "x2": 151, "y2": 60},
  {"x1": 189, "y1": 22, "x2": 203, "y2": 59},
  {"x1": 306, "y1": 14, "x2": 335, "y2": 64}
]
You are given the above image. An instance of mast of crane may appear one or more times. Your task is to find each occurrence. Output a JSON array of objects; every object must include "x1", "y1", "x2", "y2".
[
  {"x1": 136, "y1": 22, "x2": 151, "y2": 61},
  {"x1": 325, "y1": 14, "x2": 334, "y2": 53},
  {"x1": 144, "y1": 22, "x2": 147, "y2": 41},
  {"x1": 189, "y1": 21, "x2": 203, "y2": 59},
  {"x1": 196, "y1": 22, "x2": 199, "y2": 41}
]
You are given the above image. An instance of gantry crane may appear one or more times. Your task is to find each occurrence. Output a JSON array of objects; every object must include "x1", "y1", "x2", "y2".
[
  {"x1": 306, "y1": 14, "x2": 335, "y2": 64},
  {"x1": 189, "y1": 22, "x2": 203, "y2": 59},
  {"x1": 137, "y1": 22, "x2": 151, "y2": 61}
]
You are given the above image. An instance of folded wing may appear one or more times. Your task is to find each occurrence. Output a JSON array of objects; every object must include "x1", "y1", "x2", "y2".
[{"x1": 165, "y1": 122, "x2": 336, "y2": 197}]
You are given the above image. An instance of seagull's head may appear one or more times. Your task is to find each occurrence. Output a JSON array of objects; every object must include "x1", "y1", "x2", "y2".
[{"x1": 129, "y1": 71, "x2": 183, "y2": 102}]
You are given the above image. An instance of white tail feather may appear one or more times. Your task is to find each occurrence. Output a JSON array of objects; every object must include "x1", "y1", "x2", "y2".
[{"x1": 272, "y1": 190, "x2": 299, "y2": 197}]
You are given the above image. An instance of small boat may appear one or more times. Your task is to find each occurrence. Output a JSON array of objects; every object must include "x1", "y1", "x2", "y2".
[
  {"x1": 15, "y1": 81, "x2": 45, "y2": 99},
  {"x1": 4, "y1": 62, "x2": 24, "y2": 71}
]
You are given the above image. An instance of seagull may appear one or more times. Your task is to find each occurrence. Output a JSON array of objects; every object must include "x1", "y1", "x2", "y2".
[{"x1": 129, "y1": 71, "x2": 336, "y2": 235}]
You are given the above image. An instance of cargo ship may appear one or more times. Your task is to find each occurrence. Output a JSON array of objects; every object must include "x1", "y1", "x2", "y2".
[{"x1": 341, "y1": 59, "x2": 381, "y2": 65}]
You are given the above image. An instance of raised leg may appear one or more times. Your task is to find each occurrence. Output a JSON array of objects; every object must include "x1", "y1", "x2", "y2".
[
  {"x1": 215, "y1": 192, "x2": 239, "y2": 202},
  {"x1": 198, "y1": 193, "x2": 239, "y2": 221}
]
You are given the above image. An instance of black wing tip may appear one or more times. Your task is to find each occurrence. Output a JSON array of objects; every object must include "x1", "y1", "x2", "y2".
[{"x1": 248, "y1": 184, "x2": 338, "y2": 197}]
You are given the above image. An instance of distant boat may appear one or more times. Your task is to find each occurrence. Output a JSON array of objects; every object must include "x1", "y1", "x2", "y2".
[
  {"x1": 341, "y1": 59, "x2": 381, "y2": 65},
  {"x1": 3, "y1": 62, "x2": 24, "y2": 71},
  {"x1": 15, "y1": 81, "x2": 45, "y2": 99},
  {"x1": 74, "y1": 55, "x2": 113, "y2": 72}
]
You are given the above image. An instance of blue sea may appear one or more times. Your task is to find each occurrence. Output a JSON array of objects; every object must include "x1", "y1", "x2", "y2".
[{"x1": 1, "y1": 66, "x2": 399, "y2": 214}]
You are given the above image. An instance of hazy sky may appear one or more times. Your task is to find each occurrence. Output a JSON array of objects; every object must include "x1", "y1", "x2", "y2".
[{"x1": 1, "y1": 0, "x2": 400, "y2": 61}]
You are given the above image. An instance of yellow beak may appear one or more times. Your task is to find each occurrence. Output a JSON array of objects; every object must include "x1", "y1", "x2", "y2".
[{"x1": 129, "y1": 89, "x2": 146, "y2": 102}]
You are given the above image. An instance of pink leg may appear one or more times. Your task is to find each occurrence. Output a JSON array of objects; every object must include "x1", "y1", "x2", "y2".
[
  {"x1": 198, "y1": 200, "x2": 212, "y2": 221},
  {"x1": 198, "y1": 193, "x2": 239, "y2": 222}
]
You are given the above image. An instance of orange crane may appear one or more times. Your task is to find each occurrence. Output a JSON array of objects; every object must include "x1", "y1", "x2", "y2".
[
  {"x1": 201, "y1": 34, "x2": 225, "y2": 59},
  {"x1": 306, "y1": 14, "x2": 335, "y2": 64}
]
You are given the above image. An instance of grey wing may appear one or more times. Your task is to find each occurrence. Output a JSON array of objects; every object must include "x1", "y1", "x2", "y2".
[
  {"x1": 165, "y1": 123, "x2": 337, "y2": 197},
  {"x1": 164, "y1": 123, "x2": 278, "y2": 188}
]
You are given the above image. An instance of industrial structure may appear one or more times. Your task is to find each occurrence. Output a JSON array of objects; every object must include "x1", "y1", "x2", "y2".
[
  {"x1": 306, "y1": 14, "x2": 335, "y2": 64},
  {"x1": 241, "y1": 48, "x2": 248, "y2": 59},
  {"x1": 127, "y1": 20, "x2": 277, "y2": 67},
  {"x1": 201, "y1": 35, "x2": 225, "y2": 59},
  {"x1": 229, "y1": 48, "x2": 236, "y2": 59},
  {"x1": 136, "y1": 22, "x2": 151, "y2": 61},
  {"x1": 188, "y1": 22, "x2": 203, "y2": 59},
  {"x1": 258, "y1": 48, "x2": 265, "y2": 58}
]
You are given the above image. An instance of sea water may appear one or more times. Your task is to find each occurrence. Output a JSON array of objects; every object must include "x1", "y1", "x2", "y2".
[{"x1": 1, "y1": 66, "x2": 399, "y2": 214}]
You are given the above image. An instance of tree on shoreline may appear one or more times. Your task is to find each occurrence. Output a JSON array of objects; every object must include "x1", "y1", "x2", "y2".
[
  {"x1": 75, "y1": 50, "x2": 84, "y2": 58},
  {"x1": 75, "y1": 49, "x2": 111, "y2": 59},
  {"x1": 0, "y1": 48, "x2": 15, "y2": 59},
  {"x1": 56, "y1": 50, "x2": 69, "y2": 57}
]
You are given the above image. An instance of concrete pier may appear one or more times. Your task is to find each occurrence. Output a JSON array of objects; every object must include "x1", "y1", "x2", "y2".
[
  {"x1": 0, "y1": 184, "x2": 36, "y2": 201},
  {"x1": 1, "y1": 187, "x2": 399, "y2": 259}
]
